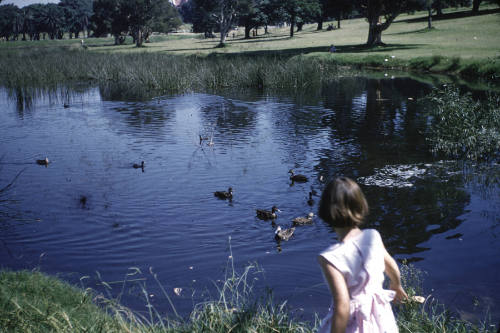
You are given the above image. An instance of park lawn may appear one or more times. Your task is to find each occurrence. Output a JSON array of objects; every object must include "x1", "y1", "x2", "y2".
[{"x1": 78, "y1": 5, "x2": 500, "y2": 61}]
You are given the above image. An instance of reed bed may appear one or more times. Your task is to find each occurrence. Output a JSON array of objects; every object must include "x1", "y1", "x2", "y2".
[{"x1": 0, "y1": 48, "x2": 348, "y2": 95}]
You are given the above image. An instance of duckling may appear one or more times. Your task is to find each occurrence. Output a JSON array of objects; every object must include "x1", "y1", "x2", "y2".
[
  {"x1": 214, "y1": 187, "x2": 233, "y2": 200},
  {"x1": 307, "y1": 192, "x2": 314, "y2": 206},
  {"x1": 289, "y1": 169, "x2": 308, "y2": 182},
  {"x1": 36, "y1": 157, "x2": 50, "y2": 166},
  {"x1": 133, "y1": 161, "x2": 145, "y2": 169},
  {"x1": 293, "y1": 212, "x2": 314, "y2": 226},
  {"x1": 275, "y1": 226, "x2": 295, "y2": 241},
  {"x1": 256, "y1": 206, "x2": 280, "y2": 220}
]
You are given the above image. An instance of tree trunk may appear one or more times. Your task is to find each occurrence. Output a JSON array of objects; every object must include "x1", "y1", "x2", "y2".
[
  {"x1": 427, "y1": 7, "x2": 432, "y2": 29},
  {"x1": 75, "y1": 31, "x2": 79, "y2": 38},
  {"x1": 219, "y1": 25, "x2": 227, "y2": 46},
  {"x1": 114, "y1": 34, "x2": 120, "y2": 45},
  {"x1": 472, "y1": 0, "x2": 481, "y2": 13},
  {"x1": 244, "y1": 25, "x2": 251, "y2": 39},
  {"x1": 435, "y1": 0, "x2": 443, "y2": 17},
  {"x1": 317, "y1": 19, "x2": 323, "y2": 30},
  {"x1": 366, "y1": 20, "x2": 383, "y2": 46},
  {"x1": 264, "y1": 25, "x2": 268, "y2": 34},
  {"x1": 297, "y1": 22, "x2": 303, "y2": 32},
  {"x1": 136, "y1": 29, "x2": 142, "y2": 47},
  {"x1": 289, "y1": 15, "x2": 295, "y2": 37},
  {"x1": 337, "y1": 14, "x2": 341, "y2": 29}
]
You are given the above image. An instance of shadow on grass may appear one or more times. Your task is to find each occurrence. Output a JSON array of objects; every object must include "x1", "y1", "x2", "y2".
[
  {"x1": 397, "y1": 7, "x2": 500, "y2": 24},
  {"x1": 185, "y1": 43, "x2": 420, "y2": 59},
  {"x1": 386, "y1": 27, "x2": 438, "y2": 36}
]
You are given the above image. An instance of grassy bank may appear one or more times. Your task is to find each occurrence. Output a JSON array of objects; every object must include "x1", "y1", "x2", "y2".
[
  {"x1": 0, "y1": 264, "x2": 496, "y2": 333},
  {"x1": 1, "y1": 6, "x2": 499, "y2": 92}
]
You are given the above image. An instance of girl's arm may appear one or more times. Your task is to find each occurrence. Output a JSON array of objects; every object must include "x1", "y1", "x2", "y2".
[
  {"x1": 318, "y1": 256, "x2": 350, "y2": 333},
  {"x1": 383, "y1": 249, "x2": 408, "y2": 303}
]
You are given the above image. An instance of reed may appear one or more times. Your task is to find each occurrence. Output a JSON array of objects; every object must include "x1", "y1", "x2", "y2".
[
  {"x1": 423, "y1": 86, "x2": 500, "y2": 161},
  {"x1": 0, "y1": 48, "x2": 348, "y2": 95}
]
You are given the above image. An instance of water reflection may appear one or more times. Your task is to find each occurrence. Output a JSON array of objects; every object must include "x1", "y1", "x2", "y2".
[{"x1": 0, "y1": 77, "x2": 498, "y2": 324}]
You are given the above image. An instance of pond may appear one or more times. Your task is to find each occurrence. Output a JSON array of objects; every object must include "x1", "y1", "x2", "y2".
[{"x1": 0, "y1": 77, "x2": 499, "y2": 325}]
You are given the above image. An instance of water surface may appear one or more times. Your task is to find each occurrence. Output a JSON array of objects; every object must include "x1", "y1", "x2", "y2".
[{"x1": 0, "y1": 77, "x2": 498, "y2": 324}]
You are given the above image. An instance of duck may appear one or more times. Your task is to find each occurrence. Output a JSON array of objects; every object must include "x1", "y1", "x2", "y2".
[
  {"x1": 133, "y1": 161, "x2": 145, "y2": 169},
  {"x1": 289, "y1": 169, "x2": 308, "y2": 182},
  {"x1": 307, "y1": 192, "x2": 314, "y2": 206},
  {"x1": 256, "y1": 206, "x2": 280, "y2": 220},
  {"x1": 293, "y1": 212, "x2": 314, "y2": 226},
  {"x1": 36, "y1": 157, "x2": 50, "y2": 166},
  {"x1": 275, "y1": 226, "x2": 295, "y2": 241},
  {"x1": 214, "y1": 187, "x2": 233, "y2": 200}
]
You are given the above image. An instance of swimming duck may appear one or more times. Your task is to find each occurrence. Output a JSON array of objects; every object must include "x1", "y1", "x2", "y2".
[
  {"x1": 289, "y1": 169, "x2": 308, "y2": 182},
  {"x1": 36, "y1": 157, "x2": 50, "y2": 166},
  {"x1": 214, "y1": 187, "x2": 233, "y2": 200},
  {"x1": 307, "y1": 192, "x2": 314, "y2": 206},
  {"x1": 256, "y1": 206, "x2": 280, "y2": 220},
  {"x1": 293, "y1": 212, "x2": 314, "y2": 226},
  {"x1": 133, "y1": 161, "x2": 145, "y2": 169},
  {"x1": 275, "y1": 226, "x2": 295, "y2": 241}
]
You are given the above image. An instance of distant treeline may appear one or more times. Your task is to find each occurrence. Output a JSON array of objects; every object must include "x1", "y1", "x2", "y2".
[
  {"x1": 0, "y1": 0, "x2": 498, "y2": 47},
  {"x1": 0, "y1": 0, "x2": 182, "y2": 46}
]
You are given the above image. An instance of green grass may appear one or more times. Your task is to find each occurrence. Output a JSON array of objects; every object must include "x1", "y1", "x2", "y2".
[
  {"x1": 0, "y1": 270, "x2": 125, "y2": 332},
  {"x1": 0, "y1": 5, "x2": 499, "y2": 90},
  {"x1": 0, "y1": 263, "x2": 496, "y2": 333}
]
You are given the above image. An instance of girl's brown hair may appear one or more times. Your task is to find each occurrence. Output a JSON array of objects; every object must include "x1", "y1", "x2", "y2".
[{"x1": 318, "y1": 177, "x2": 369, "y2": 228}]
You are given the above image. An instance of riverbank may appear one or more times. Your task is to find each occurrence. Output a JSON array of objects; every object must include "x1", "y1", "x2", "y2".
[
  {"x1": 0, "y1": 265, "x2": 496, "y2": 332},
  {"x1": 0, "y1": 6, "x2": 499, "y2": 92}
]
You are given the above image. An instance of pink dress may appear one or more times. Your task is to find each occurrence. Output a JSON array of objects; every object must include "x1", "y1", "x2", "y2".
[{"x1": 318, "y1": 229, "x2": 398, "y2": 333}]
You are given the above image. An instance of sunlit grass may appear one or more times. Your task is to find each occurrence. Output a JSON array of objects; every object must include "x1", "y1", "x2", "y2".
[{"x1": 0, "y1": 262, "x2": 496, "y2": 333}]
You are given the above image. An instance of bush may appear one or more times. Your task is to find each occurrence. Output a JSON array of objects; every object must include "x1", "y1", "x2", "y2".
[{"x1": 424, "y1": 86, "x2": 500, "y2": 161}]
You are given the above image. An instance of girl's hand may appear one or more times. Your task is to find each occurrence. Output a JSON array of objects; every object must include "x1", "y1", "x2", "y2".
[{"x1": 390, "y1": 283, "x2": 408, "y2": 304}]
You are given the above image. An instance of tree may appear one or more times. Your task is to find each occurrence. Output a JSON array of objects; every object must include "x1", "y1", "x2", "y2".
[
  {"x1": 91, "y1": 0, "x2": 128, "y2": 43},
  {"x1": 179, "y1": 0, "x2": 195, "y2": 23},
  {"x1": 37, "y1": 4, "x2": 66, "y2": 39},
  {"x1": 0, "y1": 4, "x2": 22, "y2": 41},
  {"x1": 59, "y1": 0, "x2": 92, "y2": 38},
  {"x1": 144, "y1": 0, "x2": 182, "y2": 41},
  {"x1": 191, "y1": 0, "x2": 218, "y2": 37},
  {"x1": 281, "y1": 0, "x2": 320, "y2": 37},
  {"x1": 355, "y1": 0, "x2": 416, "y2": 46},
  {"x1": 238, "y1": 0, "x2": 269, "y2": 38},
  {"x1": 472, "y1": 0, "x2": 500, "y2": 12},
  {"x1": 120, "y1": 0, "x2": 155, "y2": 47},
  {"x1": 22, "y1": 4, "x2": 44, "y2": 40},
  {"x1": 295, "y1": 0, "x2": 320, "y2": 32},
  {"x1": 213, "y1": 0, "x2": 239, "y2": 46}
]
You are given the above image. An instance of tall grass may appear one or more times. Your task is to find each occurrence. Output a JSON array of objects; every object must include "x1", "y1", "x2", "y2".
[
  {"x1": 0, "y1": 262, "x2": 497, "y2": 333},
  {"x1": 0, "y1": 48, "x2": 350, "y2": 95}
]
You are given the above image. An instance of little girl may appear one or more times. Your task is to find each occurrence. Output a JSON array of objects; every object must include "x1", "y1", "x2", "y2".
[{"x1": 317, "y1": 177, "x2": 407, "y2": 333}]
